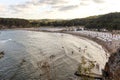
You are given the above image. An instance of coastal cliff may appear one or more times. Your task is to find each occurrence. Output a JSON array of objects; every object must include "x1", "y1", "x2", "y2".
[{"x1": 104, "y1": 48, "x2": 120, "y2": 80}]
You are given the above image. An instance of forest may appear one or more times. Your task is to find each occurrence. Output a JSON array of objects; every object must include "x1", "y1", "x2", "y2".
[
  {"x1": 0, "y1": 12, "x2": 120, "y2": 30},
  {"x1": 0, "y1": 18, "x2": 29, "y2": 29}
]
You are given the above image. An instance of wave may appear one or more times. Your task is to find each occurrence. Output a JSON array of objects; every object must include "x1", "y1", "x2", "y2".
[{"x1": 0, "y1": 39, "x2": 12, "y2": 43}]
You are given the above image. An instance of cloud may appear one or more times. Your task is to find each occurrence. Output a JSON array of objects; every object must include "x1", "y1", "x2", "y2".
[
  {"x1": 79, "y1": 0, "x2": 105, "y2": 6},
  {"x1": 0, "y1": 0, "x2": 117, "y2": 19},
  {"x1": 0, "y1": 4, "x2": 11, "y2": 17},
  {"x1": 93, "y1": 0, "x2": 105, "y2": 3},
  {"x1": 79, "y1": 0, "x2": 92, "y2": 6},
  {"x1": 80, "y1": 2, "x2": 89, "y2": 6},
  {"x1": 10, "y1": 1, "x2": 40, "y2": 14},
  {"x1": 9, "y1": 0, "x2": 55, "y2": 13},
  {"x1": 58, "y1": 5, "x2": 79, "y2": 11},
  {"x1": 38, "y1": 0, "x2": 67, "y2": 5},
  {"x1": 9, "y1": 0, "x2": 80, "y2": 13},
  {"x1": 10, "y1": 4, "x2": 27, "y2": 13},
  {"x1": 0, "y1": 4, "x2": 5, "y2": 12},
  {"x1": 21, "y1": 0, "x2": 68, "y2": 6}
]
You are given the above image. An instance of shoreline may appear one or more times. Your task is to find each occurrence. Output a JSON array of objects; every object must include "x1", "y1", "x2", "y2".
[
  {"x1": 19, "y1": 28, "x2": 111, "y2": 54},
  {"x1": 0, "y1": 28, "x2": 118, "y2": 54},
  {"x1": 62, "y1": 31, "x2": 111, "y2": 54}
]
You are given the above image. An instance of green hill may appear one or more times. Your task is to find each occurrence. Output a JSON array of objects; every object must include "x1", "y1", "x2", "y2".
[
  {"x1": 0, "y1": 12, "x2": 120, "y2": 30},
  {"x1": 85, "y1": 12, "x2": 120, "y2": 30},
  {"x1": 0, "y1": 18, "x2": 29, "y2": 29}
]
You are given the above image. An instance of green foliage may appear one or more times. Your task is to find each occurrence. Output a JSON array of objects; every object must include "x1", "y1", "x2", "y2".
[
  {"x1": 77, "y1": 56, "x2": 95, "y2": 80},
  {"x1": 30, "y1": 12, "x2": 120, "y2": 30},
  {"x1": 0, "y1": 12, "x2": 119, "y2": 30},
  {"x1": 0, "y1": 18, "x2": 29, "y2": 29},
  {"x1": 85, "y1": 12, "x2": 120, "y2": 30}
]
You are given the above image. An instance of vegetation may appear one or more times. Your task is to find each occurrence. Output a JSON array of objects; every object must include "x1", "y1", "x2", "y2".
[
  {"x1": 85, "y1": 12, "x2": 120, "y2": 30},
  {"x1": 0, "y1": 12, "x2": 119, "y2": 30},
  {"x1": 76, "y1": 56, "x2": 95, "y2": 80},
  {"x1": 0, "y1": 18, "x2": 29, "y2": 29}
]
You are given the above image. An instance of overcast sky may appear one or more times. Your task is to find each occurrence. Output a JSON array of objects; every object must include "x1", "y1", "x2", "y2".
[{"x1": 0, "y1": 0, "x2": 120, "y2": 19}]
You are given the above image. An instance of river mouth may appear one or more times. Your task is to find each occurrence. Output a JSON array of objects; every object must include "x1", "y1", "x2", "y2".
[{"x1": 0, "y1": 30, "x2": 109, "y2": 80}]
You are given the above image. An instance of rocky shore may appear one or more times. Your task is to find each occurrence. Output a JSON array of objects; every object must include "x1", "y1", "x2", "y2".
[
  {"x1": 0, "y1": 51, "x2": 4, "y2": 59},
  {"x1": 103, "y1": 48, "x2": 120, "y2": 80}
]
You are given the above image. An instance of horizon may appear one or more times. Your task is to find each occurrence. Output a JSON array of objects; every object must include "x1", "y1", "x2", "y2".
[
  {"x1": 0, "y1": 12, "x2": 119, "y2": 20},
  {"x1": 0, "y1": 0, "x2": 120, "y2": 19}
]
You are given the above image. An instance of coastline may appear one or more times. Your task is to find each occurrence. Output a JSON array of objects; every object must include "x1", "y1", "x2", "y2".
[
  {"x1": 14, "y1": 28, "x2": 111, "y2": 54},
  {"x1": 0, "y1": 28, "x2": 118, "y2": 54}
]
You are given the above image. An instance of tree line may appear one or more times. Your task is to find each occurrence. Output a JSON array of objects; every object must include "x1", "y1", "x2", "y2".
[
  {"x1": 0, "y1": 18, "x2": 29, "y2": 29},
  {"x1": 0, "y1": 12, "x2": 120, "y2": 30},
  {"x1": 85, "y1": 12, "x2": 120, "y2": 31}
]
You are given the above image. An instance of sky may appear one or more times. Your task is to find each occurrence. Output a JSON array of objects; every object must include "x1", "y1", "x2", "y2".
[{"x1": 0, "y1": 0, "x2": 120, "y2": 19}]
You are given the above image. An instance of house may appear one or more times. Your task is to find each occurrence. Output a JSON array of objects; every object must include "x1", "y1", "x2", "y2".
[
  {"x1": 65, "y1": 26, "x2": 85, "y2": 31},
  {"x1": 77, "y1": 26, "x2": 85, "y2": 31}
]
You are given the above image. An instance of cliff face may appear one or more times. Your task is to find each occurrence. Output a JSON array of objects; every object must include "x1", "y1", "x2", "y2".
[{"x1": 104, "y1": 48, "x2": 120, "y2": 80}]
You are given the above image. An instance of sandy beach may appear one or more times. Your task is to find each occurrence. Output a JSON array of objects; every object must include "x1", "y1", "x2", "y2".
[{"x1": 0, "y1": 30, "x2": 109, "y2": 80}]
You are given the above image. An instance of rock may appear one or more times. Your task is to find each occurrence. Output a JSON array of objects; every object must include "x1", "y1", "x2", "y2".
[
  {"x1": 103, "y1": 48, "x2": 120, "y2": 80},
  {"x1": 0, "y1": 51, "x2": 4, "y2": 59}
]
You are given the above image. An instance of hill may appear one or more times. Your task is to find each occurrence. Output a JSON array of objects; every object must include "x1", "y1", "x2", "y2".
[
  {"x1": 85, "y1": 12, "x2": 120, "y2": 30},
  {"x1": 0, "y1": 12, "x2": 119, "y2": 30},
  {"x1": 29, "y1": 12, "x2": 120, "y2": 30},
  {"x1": 0, "y1": 18, "x2": 29, "y2": 29}
]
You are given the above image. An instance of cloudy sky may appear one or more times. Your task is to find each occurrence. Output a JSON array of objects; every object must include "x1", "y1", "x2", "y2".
[{"x1": 0, "y1": 0, "x2": 120, "y2": 19}]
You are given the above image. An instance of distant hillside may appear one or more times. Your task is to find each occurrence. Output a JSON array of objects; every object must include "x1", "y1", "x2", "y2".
[
  {"x1": 85, "y1": 12, "x2": 120, "y2": 30},
  {"x1": 0, "y1": 18, "x2": 29, "y2": 29},
  {"x1": 30, "y1": 12, "x2": 120, "y2": 30},
  {"x1": 0, "y1": 12, "x2": 120, "y2": 30}
]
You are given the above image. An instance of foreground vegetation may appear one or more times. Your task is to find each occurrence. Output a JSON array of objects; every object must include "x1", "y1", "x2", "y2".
[{"x1": 0, "y1": 12, "x2": 120, "y2": 30}]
